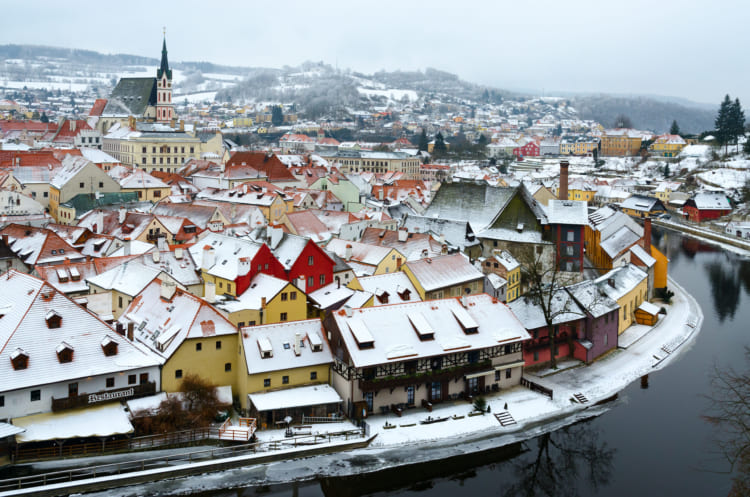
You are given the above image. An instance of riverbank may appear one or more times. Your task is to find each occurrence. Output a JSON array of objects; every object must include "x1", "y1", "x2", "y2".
[
  {"x1": 0, "y1": 276, "x2": 703, "y2": 497},
  {"x1": 654, "y1": 218, "x2": 750, "y2": 255}
]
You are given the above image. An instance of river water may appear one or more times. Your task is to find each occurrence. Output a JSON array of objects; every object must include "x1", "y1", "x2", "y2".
[{"x1": 186, "y1": 228, "x2": 750, "y2": 497}]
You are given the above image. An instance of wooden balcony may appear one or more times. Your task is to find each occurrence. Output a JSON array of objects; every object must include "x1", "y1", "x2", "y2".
[
  {"x1": 359, "y1": 361, "x2": 491, "y2": 392},
  {"x1": 51, "y1": 382, "x2": 157, "y2": 412}
]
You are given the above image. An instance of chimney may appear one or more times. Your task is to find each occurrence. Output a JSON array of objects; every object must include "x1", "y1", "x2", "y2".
[
  {"x1": 297, "y1": 275, "x2": 306, "y2": 293},
  {"x1": 175, "y1": 247, "x2": 183, "y2": 260},
  {"x1": 1, "y1": 234, "x2": 7, "y2": 246},
  {"x1": 642, "y1": 217, "x2": 652, "y2": 252},
  {"x1": 461, "y1": 295, "x2": 468, "y2": 308},
  {"x1": 205, "y1": 281, "x2": 216, "y2": 303},
  {"x1": 398, "y1": 229, "x2": 408, "y2": 242},
  {"x1": 202, "y1": 246, "x2": 216, "y2": 271},
  {"x1": 123, "y1": 237, "x2": 131, "y2": 256},
  {"x1": 152, "y1": 251, "x2": 160, "y2": 263},
  {"x1": 70, "y1": 120, "x2": 76, "y2": 132},
  {"x1": 180, "y1": 120, "x2": 185, "y2": 132},
  {"x1": 115, "y1": 322, "x2": 125, "y2": 335},
  {"x1": 559, "y1": 160, "x2": 569, "y2": 201},
  {"x1": 127, "y1": 322, "x2": 134, "y2": 341},
  {"x1": 261, "y1": 297, "x2": 267, "y2": 309},
  {"x1": 293, "y1": 332, "x2": 301, "y2": 356},
  {"x1": 345, "y1": 244, "x2": 353, "y2": 261},
  {"x1": 95, "y1": 210, "x2": 104, "y2": 234},
  {"x1": 118, "y1": 206, "x2": 126, "y2": 224},
  {"x1": 160, "y1": 279, "x2": 177, "y2": 300},
  {"x1": 378, "y1": 188, "x2": 384, "y2": 201},
  {"x1": 441, "y1": 243, "x2": 448, "y2": 255}
]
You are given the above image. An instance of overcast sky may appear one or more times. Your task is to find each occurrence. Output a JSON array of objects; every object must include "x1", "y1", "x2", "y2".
[{"x1": 4, "y1": 1, "x2": 749, "y2": 106}]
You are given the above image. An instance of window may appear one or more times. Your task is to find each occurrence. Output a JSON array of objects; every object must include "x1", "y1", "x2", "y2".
[
  {"x1": 533, "y1": 350, "x2": 539, "y2": 361},
  {"x1": 290, "y1": 292, "x2": 297, "y2": 300},
  {"x1": 264, "y1": 378, "x2": 271, "y2": 387},
  {"x1": 196, "y1": 342, "x2": 202, "y2": 351},
  {"x1": 308, "y1": 256, "x2": 314, "y2": 265},
  {"x1": 467, "y1": 350, "x2": 480, "y2": 363},
  {"x1": 30, "y1": 390, "x2": 41, "y2": 402},
  {"x1": 225, "y1": 362, "x2": 232, "y2": 372},
  {"x1": 79, "y1": 182, "x2": 84, "y2": 188},
  {"x1": 364, "y1": 392, "x2": 374, "y2": 412},
  {"x1": 106, "y1": 377, "x2": 115, "y2": 388},
  {"x1": 175, "y1": 369, "x2": 183, "y2": 379},
  {"x1": 319, "y1": 274, "x2": 325, "y2": 285},
  {"x1": 406, "y1": 385, "x2": 415, "y2": 405},
  {"x1": 140, "y1": 373, "x2": 149, "y2": 384},
  {"x1": 308, "y1": 276, "x2": 314, "y2": 288},
  {"x1": 495, "y1": 370, "x2": 501, "y2": 381},
  {"x1": 506, "y1": 369, "x2": 512, "y2": 379},
  {"x1": 216, "y1": 340, "x2": 222, "y2": 350},
  {"x1": 0, "y1": 395, "x2": 4, "y2": 407},
  {"x1": 118, "y1": 296, "x2": 123, "y2": 308},
  {"x1": 281, "y1": 292, "x2": 288, "y2": 301},
  {"x1": 128, "y1": 374, "x2": 136, "y2": 385},
  {"x1": 310, "y1": 371, "x2": 317, "y2": 380},
  {"x1": 280, "y1": 312, "x2": 288, "y2": 321},
  {"x1": 99, "y1": 181, "x2": 104, "y2": 188},
  {"x1": 282, "y1": 375, "x2": 289, "y2": 384}
]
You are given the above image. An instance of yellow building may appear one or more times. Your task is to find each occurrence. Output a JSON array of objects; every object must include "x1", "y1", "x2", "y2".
[
  {"x1": 238, "y1": 319, "x2": 336, "y2": 423},
  {"x1": 601, "y1": 129, "x2": 644, "y2": 156},
  {"x1": 212, "y1": 274, "x2": 307, "y2": 327},
  {"x1": 402, "y1": 253, "x2": 484, "y2": 301},
  {"x1": 118, "y1": 279, "x2": 240, "y2": 393},
  {"x1": 325, "y1": 239, "x2": 406, "y2": 276},
  {"x1": 566, "y1": 180, "x2": 597, "y2": 202},
  {"x1": 117, "y1": 168, "x2": 171, "y2": 203},
  {"x1": 480, "y1": 251, "x2": 521, "y2": 302},
  {"x1": 649, "y1": 134, "x2": 687, "y2": 158},
  {"x1": 597, "y1": 264, "x2": 649, "y2": 334}
]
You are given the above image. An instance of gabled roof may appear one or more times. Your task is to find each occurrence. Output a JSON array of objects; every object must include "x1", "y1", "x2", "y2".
[
  {"x1": 119, "y1": 279, "x2": 236, "y2": 361},
  {"x1": 508, "y1": 288, "x2": 585, "y2": 329},
  {"x1": 215, "y1": 273, "x2": 290, "y2": 313},
  {"x1": 326, "y1": 239, "x2": 402, "y2": 267},
  {"x1": 686, "y1": 192, "x2": 731, "y2": 210},
  {"x1": 86, "y1": 261, "x2": 161, "y2": 296},
  {"x1": 404, "y1": 253, "x2": 483, "y2": 292},
  {"x1": 226, "y1": 152, "x2": 296, "y2": 183},
  {"x1": 118, "y1": 169, "x2": 169, "y2": 189},
  {"x1": 0, "y1": 224, "x2": 84, "y2": 265},
  {"x1": 241, "y1": 319, "x2": 332, "y2": 374},
  {"x1": 360, "y1": 227, "x2": 443, "y2": 262},
  {"x1": 595, "y1": 264, "x2": 648, "y2": 301},
  {"x1": 358, "y1": 272, "x2": 421, "y2": 306},
  {"x1": 188, "y1": 232, "x2": 264, "y2": 281},
  {"x1": 545, "y1": 200, "x2": 588, "y2": 225},
  {"x1": 565, "y1": 280, "x2": 620, "y2": 319},
  {"x1": 103, "y1": 77, "x2": 157, "y2": 116},
  {"x1": 620, "y1": 195, "x2": 665, "y2": 212},
  {"x1": 423, "y1": 182, "x2": 517, "y2": 232},
  {"x1": 50, "y1": 155, "x2": 96, "y2": 189},
  {"x1": 331, "y1": 294, "x2": 529, "y2": 368},
  {"x1": 402, "y1": 215, "x2": 479, "y2": 251},
  {"x1": 35, "y1": 260, "x2": 99, "y2": 294},
  {"x1": 285, "y1": 210, "x2": 334, "y2": 243},
  {"x1": 0, "y1": 270, "x2": 159, "y2": 392}
]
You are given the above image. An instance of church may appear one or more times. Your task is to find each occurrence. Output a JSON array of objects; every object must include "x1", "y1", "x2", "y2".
[{"x1": 95, "y1": 35, "x2": 176, "y2": 134}]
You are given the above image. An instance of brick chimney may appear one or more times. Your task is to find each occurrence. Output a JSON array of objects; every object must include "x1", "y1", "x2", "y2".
[
  {"x1": 559, "y1": 160, "x2": 569, "y2": 201},
  {"x1": 642, "y1": 217, "x2": 652, "y2": 252}
]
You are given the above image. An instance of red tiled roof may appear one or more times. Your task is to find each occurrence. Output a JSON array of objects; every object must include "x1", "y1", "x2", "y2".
[
  {"x1": 226, "y1": 152, "x2": 296, "y2": 182},
  {"x1": 89, "y1": 99, "x2": 108, "y2": 116}
]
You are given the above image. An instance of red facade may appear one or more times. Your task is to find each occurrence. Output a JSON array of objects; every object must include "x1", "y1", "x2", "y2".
[
  {"x1": 513, "y1": 141, "x2": 540, "y2": 158},
  {"x1": 522, "y1": 320, "x2": 586, "y2": 367},
  {"x1": 287, "y1": 240, "x2": 335, "y2": 293},
  {"x1": 683, "y1": 205, "x2": 731, "y2": 223},
  {"x1": 234, "y1": 244, "x2": 287, "y2": 295}
]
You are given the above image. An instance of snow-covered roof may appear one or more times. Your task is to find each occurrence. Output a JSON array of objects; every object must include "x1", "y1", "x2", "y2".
[
  {"x1": 87, "y1": 261, "x2": 161, "y2": 296},
  {"x1": 508, "y1": 289, "x2": 585, "y2": 329},
  {"x1": 50, "y1": 155, "x2": 92, "y2": 189},
  {"x1": 404, "y1": 253, "x2": 484, "y2": 292},
  {"x1": 545, "y1": 200, "x2": 588, "y2": 225},
  {"x1": 215, "y1": 273, "x2": 289, "y2": 313},
  {"x1": 326, "y1": 238, "x2": 402, "y2": 267},
  {"x1": 248, "y1": 384, "x2": 341, "y2": 412},
  {"x1": 330, "y1": 294, "x2": 530, "y2": 368},
  {"x1": 629, "y1": 244, "x2": 656, "y2": 267},
  {"x1": 638, "y1": 301, "x2": 661, "y2": 315},
  {"x1": 0, "y1": 421, "x2": 25, "y2": 438},
  {"x1": 358, "y1": 272, "x2": 421, "y2": 306},
  {"x1": 0, "y1": 270, "x2": 159, "y2": 393},
  {"x1": 595, "y1": 264, "x2": 648, "y2": 301},
  {"x1": 565, "y1": 280, "x2": 620, "y2": 319},
  {"x1": 241, "y1": 319, "x2": 332, "y2": 374},
  {"x1": 600, "y1": 226, "x2": 641, "y2": 259},
  {"x1": 689, "y1": 192, "x2": 731, "y2": 210},
  {"x1": 119, "y1": 279, "x2": 237, "y2": 361},
  {"x1": 13, "y1": 403, "x2": 133, "y2": 442},
  {"x1": 189, "y1": 232, "x2": 263, "y2": 281}
]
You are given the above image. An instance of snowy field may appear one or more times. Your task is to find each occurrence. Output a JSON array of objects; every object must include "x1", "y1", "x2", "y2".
[
  {"x1": 696, "y1": 168, "x2": 750, "y2": 189},
  {"x1": 64, "y1": 279, "x2": 703, "y2": 497},
  {"x1": 358, "y1": 87, "x2": 418, "y2": 102}
]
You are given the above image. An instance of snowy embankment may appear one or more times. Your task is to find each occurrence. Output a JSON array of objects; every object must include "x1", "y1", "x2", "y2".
[{"x1": 63, "y1": 278, "x2": 704, "y2": 497}]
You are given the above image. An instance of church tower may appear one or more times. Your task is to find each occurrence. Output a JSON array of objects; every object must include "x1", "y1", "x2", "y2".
[{"x1": 155, "y1": 33, "x2": 174, "y2": 124}]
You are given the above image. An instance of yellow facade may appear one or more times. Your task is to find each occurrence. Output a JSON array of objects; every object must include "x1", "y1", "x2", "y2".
[
  {"x1": 616, "y1": 278, "x2": 649, "y2": 334},
  {"x1": 120, "y1": 185, "x2": 170, "y2": 203},
  {"x1": 162, "y1": 335, "x2": 239, "y2": 393},
  {"x1": 373, "y1": 248, "x2": 407, "y2": 276},
  {"x1": 602, "y1": 134, "x2": 642, "y2": 156},
  {"x1": 568, "y1": 188, "x2": 596, "y2": 202},
  {"x1": 201, "y1": 273, "x2": 238, "y2": 297},
  {"x1": 400, "y1": 264, "x2": 482, "y2": 301},
  {"x1": 506, "y1": 267, "x2": 521, "y2": 302},
  {"x1": 222, "y1": 283, "x2": 308, "y2": 327},
  {"x1": 649, "y1": 136, "x2": 686, "y2": 158},
  {"x1": 651, "y1": 246, "x2": 668, "y2": 289},
  {"x1": 49, "y1": 186, "x2": 62, "y2": 221}
]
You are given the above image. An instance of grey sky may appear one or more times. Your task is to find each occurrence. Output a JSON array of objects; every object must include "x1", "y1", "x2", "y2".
[{"x1": 4, "y1": 1, "x2": 749, "y2": 106}]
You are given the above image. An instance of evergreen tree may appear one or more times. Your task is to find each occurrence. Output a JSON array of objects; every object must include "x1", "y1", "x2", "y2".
[
  {"x1": 664, "y1": 163, "x2": 670, "y2": 178},
  {"x1": 730, "y1": 98, "x2": 746, "y2": 151},
  {"x1": 670, "y1": 120, "x2": 680, "y2": 135},
  {"x1": 40, "y1": 112, "x2": 49, "y2": 123},
  {"x1": 715, "y1": 94, "x2": 733, "y2": 155},
  {"x1": 418, "y1": 129, "x2": 428, "y2": 152},
  {"x1": 271, "y1": 105, "x2": 284, "y2": 126},
  {"x1": 433, "y1": 132, "x2": 447, "y2": 157}
]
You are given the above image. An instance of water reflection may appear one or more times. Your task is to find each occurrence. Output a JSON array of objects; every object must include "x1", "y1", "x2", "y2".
[
  {"x1": 499, "y1": 423, "x2": 615, "y2": 497},
  {"x1": 706, "y1": 259, "x2": 741, "y2": 322}
]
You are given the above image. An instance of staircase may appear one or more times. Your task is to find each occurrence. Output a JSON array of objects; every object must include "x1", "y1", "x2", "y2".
[
  {"x1": 573, "y1": 392, "x2": 589, "y2": 404},
  {"x1": 494, "y1": 411, "x2": 517, "y2": 426}
]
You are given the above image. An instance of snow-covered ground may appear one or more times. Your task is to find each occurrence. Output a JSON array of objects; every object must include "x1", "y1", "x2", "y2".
[
  {"x1": 31, "y1": 278, "x2": 703, "y2": 497},
  {"x1": 357, "y1": 87, "x2": 418, "y2": 102},
  {"x1": 696, "y1": 168, "x2": 750, "y2": 189}
]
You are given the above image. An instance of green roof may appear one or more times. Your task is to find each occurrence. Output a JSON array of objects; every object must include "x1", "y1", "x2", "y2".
[
  {"x1": 104, "y1": 77, "x2": 157, "y2": 116},
  {"x1": 60, "y1": 192, "x2": 140, "y2": 218}
]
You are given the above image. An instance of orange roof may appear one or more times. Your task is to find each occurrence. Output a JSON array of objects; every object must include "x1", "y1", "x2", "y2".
[
  {"x1": 227, "y1": 151, "x2": 296, "y2": 182},
  {"x1": 89, "y1": 99, "x2": 108, "y2": 116}
]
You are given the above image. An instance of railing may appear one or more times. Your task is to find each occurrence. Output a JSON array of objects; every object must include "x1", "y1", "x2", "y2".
[
  {"x1": 218, "y1": 417, "x2": 257, "y2": 441},
  {"x1": 358, "y1": 361, "x2": 492, "y2": 392},
  {"x1": 521, "y1": 377, "x2": 554, "y2": 400},
  {"x1": 0, "y1": 429, "x2": 366, "y2": 492},
  {"x1": 51, "y1": 382, "x2": 156, "y2": 412},
  {"x1": 302, "y1": 414, "x2": 343, "y2": 424}
]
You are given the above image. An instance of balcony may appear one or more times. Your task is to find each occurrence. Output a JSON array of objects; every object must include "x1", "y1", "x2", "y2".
[
  {"x1": 51, "y1": 382, "x2": 157, "y2": 412},
  {"x1": 359, "y1": 361, "x2": 491, "y2": 392}
]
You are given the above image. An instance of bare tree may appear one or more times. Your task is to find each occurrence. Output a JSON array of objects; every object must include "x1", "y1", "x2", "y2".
[{"x1": 703, "y1": 347, "x2": 750, "y2": 496}]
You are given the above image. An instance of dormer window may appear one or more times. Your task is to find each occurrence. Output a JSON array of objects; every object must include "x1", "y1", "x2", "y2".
[
  {"x1": 56, "y1": 342, "x2": 74, "y2": 363},
  {"x1": 101, "y1": 335, "x2": 119, "y2": 357},
  {"x1": 258, "y1": 337, "x2": 273, "y2": 358},
  {"x1": 10, "y1": 348, "x2": 28, "y2": 370},
  {"x1": 375, "y1": 289, "x2": 389, "y2": 304},
  {"x1": 46, "y1": 310, "x2": 62, "y2": 329}
]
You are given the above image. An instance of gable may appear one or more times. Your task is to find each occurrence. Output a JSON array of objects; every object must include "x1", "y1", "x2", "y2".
[{"x1": 489, "y1": 191, "x2": 541, "y2": 232}]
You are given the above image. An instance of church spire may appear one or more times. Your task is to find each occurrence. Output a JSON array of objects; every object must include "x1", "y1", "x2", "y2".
[{"x1": 157, "y1": 30, "x2": 172, "y2": 80}]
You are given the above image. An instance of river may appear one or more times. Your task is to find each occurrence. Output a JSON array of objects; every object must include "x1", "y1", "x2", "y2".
[{"x1": 167, "y1": 228, "x2": 750, "y2": 497}]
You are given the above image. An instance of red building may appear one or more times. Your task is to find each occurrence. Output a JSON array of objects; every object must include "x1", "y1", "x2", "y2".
[
  {"x1": 512, "y1": 141, "x2": 540, "y2": 158},
  {"x1": 683, "y1": 193, "x2": 731, "y2": 222},
  {"x1": 233, "y1": 243, "x2": 287, "y2": 296}
]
